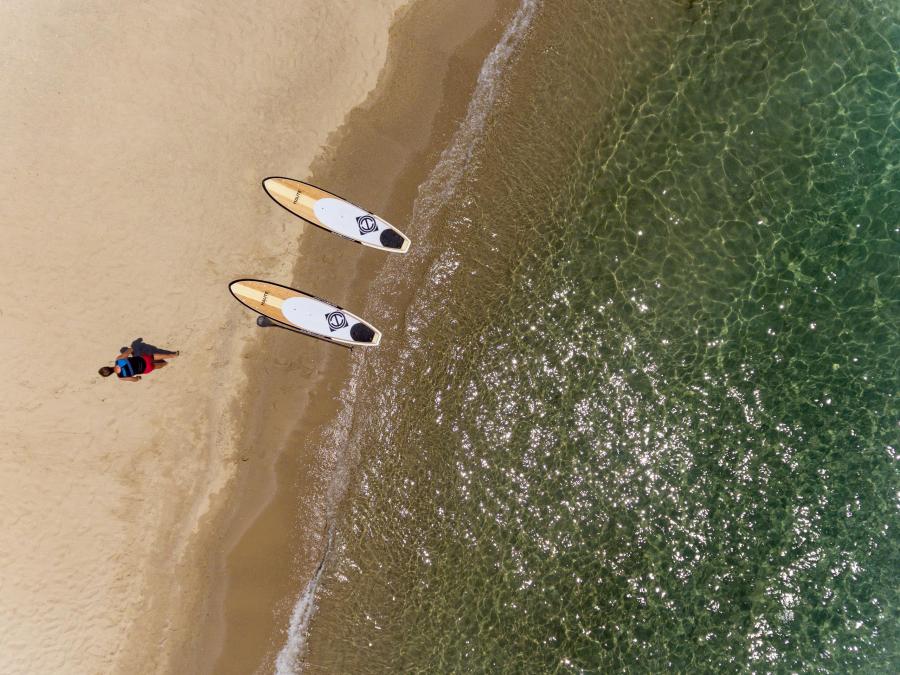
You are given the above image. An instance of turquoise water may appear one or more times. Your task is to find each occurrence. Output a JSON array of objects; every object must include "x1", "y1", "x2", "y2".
[{"x1": 300, "y1": 0, "x2": 899, "y2": 671}]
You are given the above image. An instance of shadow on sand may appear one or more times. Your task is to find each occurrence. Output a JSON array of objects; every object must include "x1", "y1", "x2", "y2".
[{"x1": 120, "y1": 337, "x2": 178, "y2": 357}]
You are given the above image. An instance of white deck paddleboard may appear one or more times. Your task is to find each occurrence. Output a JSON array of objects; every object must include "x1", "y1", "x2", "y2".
[
  {"x1": 262, "y1": 177, "x2": 411, "y2": 253},
  {"x1": 229, "y1": 279, "x2": 381, "y2": 347}
]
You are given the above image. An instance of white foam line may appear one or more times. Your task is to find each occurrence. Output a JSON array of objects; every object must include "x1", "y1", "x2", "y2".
[
  {"x1": 273, "y1": 528, "x2": 333, "y2": 675},
  {"x1": 410, "y1": 0, "x2": 541, "y2": 238},
  {"x1": 272, "y1": 2, "x2": 540, "y2": 672}
]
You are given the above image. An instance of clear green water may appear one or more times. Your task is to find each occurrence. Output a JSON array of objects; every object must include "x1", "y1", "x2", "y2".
[{"x1": 301, "y1": 0, "x2": 899, "y2": 671}]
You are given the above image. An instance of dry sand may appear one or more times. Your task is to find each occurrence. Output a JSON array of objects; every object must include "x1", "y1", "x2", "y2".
[{"x1": 0, "y1": 1, "x2": 410, "y2": 672}]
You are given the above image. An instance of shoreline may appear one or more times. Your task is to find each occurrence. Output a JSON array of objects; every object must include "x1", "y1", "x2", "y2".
[{"x1": 183, "y1": 0, "x2": 523, "y2": 672}]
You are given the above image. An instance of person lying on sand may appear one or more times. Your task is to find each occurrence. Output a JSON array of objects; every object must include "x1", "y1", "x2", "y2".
[{"x1": 98, "y1": 347, "x2": 179, "y2": 382}]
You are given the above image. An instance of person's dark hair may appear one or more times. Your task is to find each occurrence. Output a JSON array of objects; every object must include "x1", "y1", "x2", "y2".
[{"x1": 99, "y1": 366, "x2": 115, "y2": 377}]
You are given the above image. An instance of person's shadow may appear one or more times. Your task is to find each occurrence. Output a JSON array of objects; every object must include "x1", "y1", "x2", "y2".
[{"x1": 120, "y1": 337, "x2": 178, "y2": 357}]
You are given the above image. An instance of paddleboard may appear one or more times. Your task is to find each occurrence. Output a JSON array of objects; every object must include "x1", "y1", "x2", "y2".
[
  {"x1": 229, "y1": 279, "x2": 381, "y2": 347},
  {"x1": 262, "y1": 177, "x2": 411, "y2": 253}
]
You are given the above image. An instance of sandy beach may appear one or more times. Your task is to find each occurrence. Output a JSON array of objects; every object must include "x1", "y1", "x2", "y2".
[
  {"x1": 0, "y1": 1, "x2": 408, "y2": 672},
  {"x1": 0, "y1": 0, "x2": 517, "y2": 672}
]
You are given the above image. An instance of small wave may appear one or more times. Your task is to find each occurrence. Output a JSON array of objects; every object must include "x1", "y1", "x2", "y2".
[
  {"x1": 273, "y1": 527, "x2": 333, "y2": 675},
  {"x1": 272, "y1": 1, "x2": 540, "y2": 672},
  {"x1": 409, "y1": 0, "x2": 541, "y2": 240}
]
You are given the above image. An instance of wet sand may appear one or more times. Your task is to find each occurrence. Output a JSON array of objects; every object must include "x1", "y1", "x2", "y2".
[{"x1": 182, "y1": 0, "x2": 522, "y2": 672}]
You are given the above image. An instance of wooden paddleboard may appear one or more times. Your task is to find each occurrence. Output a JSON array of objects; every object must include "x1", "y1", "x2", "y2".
[
  {"x1": 229, "y1": 279, "x2": 381, "y2": 347},
  {"x1": 262, "y1": 177, "x2": 411, "y2": 253}
]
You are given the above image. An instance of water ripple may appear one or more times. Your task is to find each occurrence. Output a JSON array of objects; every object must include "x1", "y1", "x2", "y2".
[{"x1": 302, "y1": 0, "x2": 899, "y2": 671}]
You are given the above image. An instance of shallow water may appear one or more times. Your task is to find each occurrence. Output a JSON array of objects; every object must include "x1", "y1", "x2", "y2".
[{"x1": 297, "y1": 0, "x2": 899, "y2": 671}]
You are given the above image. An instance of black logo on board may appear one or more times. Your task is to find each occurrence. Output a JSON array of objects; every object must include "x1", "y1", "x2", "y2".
[
  {"x1": 326, "y1": 311, "x2": 348, "y2": 332},
  {"x1": 356, "y1": 215, "x2": 379, "y2": 235}
]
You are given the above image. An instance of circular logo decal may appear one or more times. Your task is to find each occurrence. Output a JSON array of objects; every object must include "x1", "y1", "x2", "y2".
[
  {"x1": 356, "y1": 214, "x2": 379, "y2": 234},
  {"x1": 326, "y1": 311, "x2": 348, "y2": 332}
]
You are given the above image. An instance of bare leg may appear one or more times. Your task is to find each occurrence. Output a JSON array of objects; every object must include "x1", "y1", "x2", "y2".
[
  {"x1": 153, "y1": 360, "x2": 169, "y2": 369},
  {"x1": 153, "y1": 351, "x2": 178, "y2": 359}
]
